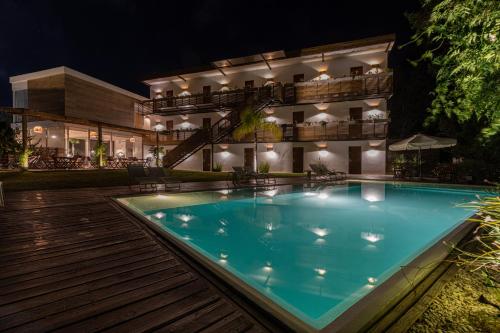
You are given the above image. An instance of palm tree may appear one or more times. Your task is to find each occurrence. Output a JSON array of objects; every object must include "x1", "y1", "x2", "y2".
[{"x1": 233, "y1": 108, "x2": 282, "y2": 172}]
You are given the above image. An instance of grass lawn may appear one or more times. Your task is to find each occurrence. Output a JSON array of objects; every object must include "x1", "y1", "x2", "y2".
[{"x1": 0, "y1": 169, "x2": 305, "y2": 192}]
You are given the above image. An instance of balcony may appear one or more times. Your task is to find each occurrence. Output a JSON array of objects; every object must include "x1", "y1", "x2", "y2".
[
  {"x1": 142, "y1": 129, "x2": 197, "y2": 146},
  {"x1": 140, "y1": 73, "x2": 393, "y2": 116},
  {"x1": 221, "y1": 119, "x2": 389, "y2": 143},
  {"x1": 285, "y1": 73, "x2": 393, "y2": 104},
  {"x1": 140, "y1": 85, "x2": 282, "y2": 116}
]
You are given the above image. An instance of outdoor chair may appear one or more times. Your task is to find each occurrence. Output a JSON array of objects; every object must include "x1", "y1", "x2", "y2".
[
  {"x1": 319, "y1": 164, "x2": 347, "y2": 180},
  {"x1": 230, "y1": 166, "x2": 253, "y2": 187},
  {"x1": 127, "y1": 164, "x2": 159, "y2": 192},
  {"x1": 147, "y1": 167, "x2": 182, "y2": 191},
  {"x1": 309, "y1": 164, "x2": 336, "y2": 181}
]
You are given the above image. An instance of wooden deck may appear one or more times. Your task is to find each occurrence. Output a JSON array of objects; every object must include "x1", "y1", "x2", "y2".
[{"x1": 0, "y1": 183, "x2": 290, "y2": 333}]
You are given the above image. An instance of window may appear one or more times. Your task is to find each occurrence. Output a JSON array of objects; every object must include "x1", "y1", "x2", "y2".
[
  {"x1": 244, "y1": 80, "x2": 254, "y2": 88},
  {"x1": 293, "y1": 74, "x2": 305, "y2": 83},
  {"x1": 350, "y1": 66, "x2": 363, "y2": 76}
]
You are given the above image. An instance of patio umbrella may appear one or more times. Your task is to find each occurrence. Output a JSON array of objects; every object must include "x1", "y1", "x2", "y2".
[{"x1": 389, "y1": 134, "x2": 457, "y2": 177}]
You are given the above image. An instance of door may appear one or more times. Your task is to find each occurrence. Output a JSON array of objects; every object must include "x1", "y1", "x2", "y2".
[
  {"x1": 350, "y1": 66, "x2": 363, "y2": 76},
  {"x1": 203, "y1": 85, "x2": 211, "y2": 103},
  {"x1": 244, "y1": 80, "x2": 254, "y2": 89},
  {"x1": 166, "y1": 90, "x2": 174, "y2": 107},
  {"x1": 165, "y1": 120, "x2": 174, "y2": 130},
  {"x1": 348, "y1": 146, "x2": 362, "y2": 174},
  {"x1": 165, "y1": 120, "x2": 174, "y2": 140},
  {"x1": 293, "y1": 74, "x2": 305, "y2": 83},
  {"x1": 293, "y1": 147, "x2": 304, "y2": 173},
  {"x1": 202, "y1": 118, "x2": 211, "y2": 129},
  {"x1": 292, "y1": 111, "x2": 304, "y2": 140},
  {"x1": 349, "y1": 107, "x2": 363, "y2": 139},
  {"x1": 202, "y1": 149, "x2": 211, "y2": 171},
  {"x1": 244, "y1": 148, "x2": 254, "y2": 171}
]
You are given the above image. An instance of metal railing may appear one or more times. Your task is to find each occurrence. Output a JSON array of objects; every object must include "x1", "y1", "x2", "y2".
[
  {"x1": 289, "y1": 73, "x2": 392, "y2": 103},
  {"x1": 139, "y1": 73, "x2": 392, "y2": 115},
  {"x1": 219, "y1": 119, "x2": 389, "y2": 143},
  {"x1": 141, "y1": 84, "x2": 283, "y2": 115}
]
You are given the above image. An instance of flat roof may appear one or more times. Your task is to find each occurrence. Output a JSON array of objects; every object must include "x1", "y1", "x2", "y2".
[
  {"x1": 10, "y1": 66, "x2": 148, "y2": 101},
  {"x1": 144, "y1": 34, "x2": 395, "y2": 85}
]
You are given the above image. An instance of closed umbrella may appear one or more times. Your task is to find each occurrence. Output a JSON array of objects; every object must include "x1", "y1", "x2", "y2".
[{"x1": 389, "y1": 134, "x2": 457, "y2": 177}]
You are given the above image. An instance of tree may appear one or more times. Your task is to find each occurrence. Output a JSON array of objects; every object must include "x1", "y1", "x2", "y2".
[
  {"x1": 0, "y1": 121, "x2": 21, "y2": 157},
  {"x1": 233, "y1": 108, "x2": 282, "y2": 172},
  {"x1": 406, "y1": 0, "x2": 499, "y2": 137}
]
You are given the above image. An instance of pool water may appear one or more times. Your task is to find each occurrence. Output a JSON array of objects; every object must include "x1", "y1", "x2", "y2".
[{"x1": 118, "y1": 183, "x2": 483, "y2": 329}]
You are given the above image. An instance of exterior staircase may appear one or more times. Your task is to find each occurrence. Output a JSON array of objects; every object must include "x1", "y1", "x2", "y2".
[{"x1": 162, "y1": 85, "x2": 282, "y2": 169}]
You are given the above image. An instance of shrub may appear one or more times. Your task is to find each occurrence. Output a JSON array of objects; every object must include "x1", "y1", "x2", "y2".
[
  {"x1": 455, "y1": 187, "x2": 500, "y2": 278},
  {"x1": 258, "y1": 161, "x2": 270, "y2": 174},
  {"x1": 212, "y1": 161, "x2": 223, "y2": 172}
]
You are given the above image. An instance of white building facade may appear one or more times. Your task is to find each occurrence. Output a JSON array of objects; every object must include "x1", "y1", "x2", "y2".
[{"x1": 141, "y1": 34, "x2": 394, "y2": 174}]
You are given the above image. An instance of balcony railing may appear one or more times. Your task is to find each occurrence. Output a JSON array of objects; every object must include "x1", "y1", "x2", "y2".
[
  {"x1": 286, "y1": 73, "x2": 392, "y2": 104},
  {"x1": 141, "y1": 84, "x2": 282, "y2": 116},
  {"x1": 142, "y1": 129, "x2": 197, "y2": 145},
  {"x1": 140, "y1": 73, "x2": 393, "y2": 115},
  {"x1": 219, "y1": 119, "x2": 389, "y2": 143}
]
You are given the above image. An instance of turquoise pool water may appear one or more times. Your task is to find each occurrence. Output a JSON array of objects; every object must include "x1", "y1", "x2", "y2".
[{"x1": 118, "y1": 183, "x2": 483, "y2": 329}]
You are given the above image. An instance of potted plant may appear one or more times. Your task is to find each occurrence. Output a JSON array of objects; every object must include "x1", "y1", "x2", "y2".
[{"x1": 212, "y1": 161, "x2": 223, "y2": 172}]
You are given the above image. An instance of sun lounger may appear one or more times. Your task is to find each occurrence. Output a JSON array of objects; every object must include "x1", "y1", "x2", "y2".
[{"x1": 148, "y1": 167, "x2": 182, "y2": 191}]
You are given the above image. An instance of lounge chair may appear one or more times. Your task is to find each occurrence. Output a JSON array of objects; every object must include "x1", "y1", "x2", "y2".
[
  {"x1": 318, "y1": 164, "x2": 347, "y2": 180},
  {"x1": 127, "y1": 164, "x2": 159, "y2": 192},
  {"x1": 148, "y1": 167, "x2": 182, "y2": 191},
  {"x1": 309, "y1": 164, "x2": 336, "y2": 181}
]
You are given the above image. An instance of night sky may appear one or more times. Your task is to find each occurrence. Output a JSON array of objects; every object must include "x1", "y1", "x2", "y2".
[{"x1": 0, "y1": 0, "x2": 421, "y2": 107}]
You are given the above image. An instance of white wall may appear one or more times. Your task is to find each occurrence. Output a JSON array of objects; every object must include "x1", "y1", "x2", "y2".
[{"x1": 169, "y1": 140, "x2": 386, "y2": 175}]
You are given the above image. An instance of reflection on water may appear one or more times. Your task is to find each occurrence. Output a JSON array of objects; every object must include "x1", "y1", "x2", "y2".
[
  {"x1": 120, "y1": 182, "x2": 482, "y2": 329},
  {"x1": 361, "y1": 182, "x2": 385, "y2": 202}
]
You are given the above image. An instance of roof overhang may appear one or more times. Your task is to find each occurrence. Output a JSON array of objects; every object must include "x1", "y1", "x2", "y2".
[
  {"x1": 10, "y1": 66, "x2": 148, "y2": 101},
  {"x1": 143, "y1": 34, "x2": 395, "y2": 86}
]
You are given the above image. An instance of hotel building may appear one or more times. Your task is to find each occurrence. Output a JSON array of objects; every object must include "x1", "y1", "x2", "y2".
[{"x1": 8, "y1": 34, "x2": 394, "y2": 174}]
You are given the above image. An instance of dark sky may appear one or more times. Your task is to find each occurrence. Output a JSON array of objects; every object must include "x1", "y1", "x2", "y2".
[{"x1": 0, "y1": 0, "x2": 421, "y2": 106}]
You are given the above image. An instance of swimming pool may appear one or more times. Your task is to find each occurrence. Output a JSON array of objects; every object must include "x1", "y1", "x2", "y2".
[{"x1": 117, "y1": 182, "x2": 484, "y2": 332}]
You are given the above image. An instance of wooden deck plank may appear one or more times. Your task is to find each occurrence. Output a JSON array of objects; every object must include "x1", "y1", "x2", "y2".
[
  {"x1": 0, "y1": 268, "x2": 191, "y2": 331},
  {"x1": 0, "y1": 244, "x2": 161, "y2": 287},
  {"x1": 0, "y1": 186, "x2": 276, "y2": 333},
  {"x1": 0, "y1": 247, "x2": 167, "y2": 295},
  {"x1": 153, "y1": 298, "x2": 237, "y2": 332}
]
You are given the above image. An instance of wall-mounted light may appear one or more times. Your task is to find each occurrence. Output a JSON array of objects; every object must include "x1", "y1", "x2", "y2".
[
  {"x1": 364, "y1": 99, "x2": 381, "y2": 107},
  {"x1": 89, "y1": 131, "x2": 98, "y2": 140},
  {"x1": 219, "y1": 144, "x2": 228, "y2": 150},
  {"x1": 314, "y1": 102, "x2": 329, "y2": 111},
  {"x1": 220, "y1": 84, "x2": 230, "y2": 92},
  {"x1": 318, "y1": 70, "x2": 331, "y2": 81},
  {"x1": 154, "y1": 122, "x2": 165, "y2": 131},
  {"x1": 180, "y1": 114, "x2": 189, "y2": 121},
  {"x1": 129, "y1": 137, "x2": 136, "y2": 143},
  {"x1": 178, "y1": 89, "x2": 191, "y2": 97},
  {"x1": 266, "y1": 144, "x2": 274, "y2": 152},
  {"x1": 366, "y1": 64, "x2": 383, "y2": 75},
  {"x1": 319, "y1": 148, "x2": 328, "y2": 158},
  {"x1": 264, "y1": 79, "x2": 275, "y2": 86},
  {"x1": 33, "y1": 126, "x2": 43, "y2": 134},
  {"x1": 316, "y1": 142, "x2": 328, "y2": 149},
  {"x1": 51, "y1": 135, "x2": 57, "y2": 139},
  {"x1": 264, "y1": 108, "x2": 274, "y2": 115}
]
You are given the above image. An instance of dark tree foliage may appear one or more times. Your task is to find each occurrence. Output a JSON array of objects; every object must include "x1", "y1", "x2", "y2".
[
  {"x1": 0, "y1": 121, "x2": 20, "y2": 156},
  {"x1": 398, "y1": 0, "x2": 500, "y2": 181}
]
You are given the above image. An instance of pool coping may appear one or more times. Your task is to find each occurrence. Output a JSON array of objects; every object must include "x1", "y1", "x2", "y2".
[{"x1": 113, "y1": 182, "x2": 482, "y2": 332}]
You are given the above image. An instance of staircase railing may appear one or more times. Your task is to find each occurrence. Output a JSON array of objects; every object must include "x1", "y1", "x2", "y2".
[{"x1": 162, "y1": 84, "x2": 281, "y2": 169}]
